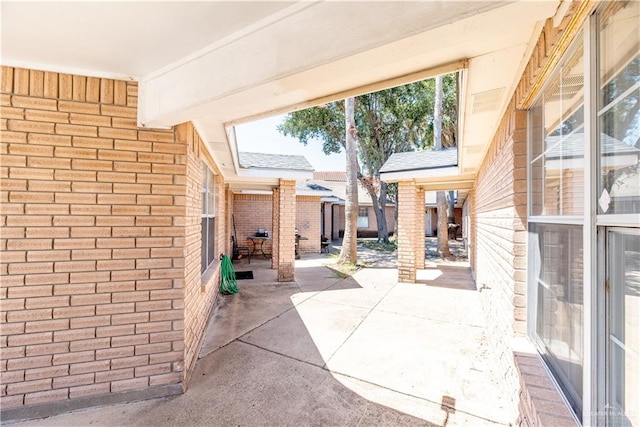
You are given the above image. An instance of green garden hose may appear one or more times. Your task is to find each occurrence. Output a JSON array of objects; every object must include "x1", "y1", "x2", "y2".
[{"x1": 220, "y1": 255, "x2": 239, "y2": 295}]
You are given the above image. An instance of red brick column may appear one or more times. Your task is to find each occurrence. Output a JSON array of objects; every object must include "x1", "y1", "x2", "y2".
[
  {"x1": 397, "y1": 180, "x2": 422, "y2": 283},
  {"x1": 276, "y1": 180, "x2": 296, "y2": 282}
]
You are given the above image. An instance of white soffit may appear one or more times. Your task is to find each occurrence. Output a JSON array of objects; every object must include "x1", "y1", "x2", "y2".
[
  {"x1": 138, "y1": 1, "x2": 559, "y2": 127},
  {"x1": 0, "y1": 1, "x2": 294, "y2": 79},
  {"x1": 1, "y1": 0, "x2": 560, "y2": 183}
]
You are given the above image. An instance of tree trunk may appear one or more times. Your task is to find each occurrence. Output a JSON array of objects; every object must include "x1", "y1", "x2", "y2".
[
  {"x1": 338, "y1": 97, "x2": 358, "y2": 264},
  {"x1": 434, "y1": 75, "x2": 443, "y2": 151},
  {"x1": 434, "y1": 75, "x2": 450, "y2": 258},
  {"x1": 377, "y1": 181, "x2": 389, "y2": 243},
  {"x1": 437, "y1": 191, "x2": 450, "y2": 258},
  {"x1": 447, "y1": 190, "x2": 455, "y2": 224},
  {"x1": 360, "y1": 177, "x2": 389, "y2": 243}
]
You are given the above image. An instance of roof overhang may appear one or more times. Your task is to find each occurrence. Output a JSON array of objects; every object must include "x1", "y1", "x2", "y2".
[
  {"x1": 297, "y1": 188, "x2": 333, "y2": 197},
  {"x1": 237, "y1": 168, "x2": 312, "y2": 180},
  {"x1": 1, "y1": 1, "x2": 561, "y2": 185},
  {"x1": 321, "y1": 196, "x2": 344, "y2": 204}
]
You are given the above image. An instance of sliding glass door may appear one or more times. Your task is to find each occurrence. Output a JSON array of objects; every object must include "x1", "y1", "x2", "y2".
[{"x1": 605, "y1": 229, "x2": 639, "y2": 426}]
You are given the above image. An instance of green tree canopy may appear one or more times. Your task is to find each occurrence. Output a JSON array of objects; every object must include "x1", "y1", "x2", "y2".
[{"x1": 278, "y1": 73, "x2": 458, "y2": 242}]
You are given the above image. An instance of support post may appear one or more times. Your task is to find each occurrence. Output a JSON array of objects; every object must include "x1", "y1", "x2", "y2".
[
  {"x1": 397, "y1": 180, "x2": 423, "y2": 283},
  {"x1": 276, "y1": 180, "x2": 296, "y2": 281}
]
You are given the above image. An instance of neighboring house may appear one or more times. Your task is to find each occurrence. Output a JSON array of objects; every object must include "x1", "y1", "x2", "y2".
[
  {"x1": 1, "y1": 2, "x2": 638, "y2": 426},
  {"x1": 381, "y1": 148, "x2": 467, "y2": 238},
  {"x1": 232, "y1": 152, "x2": 333, "y2": 254},
  {"x1": 423, "y1": 191, "x2": 464, "y2": 238},
  {"x1": 311, "y1": 171, "x2": 395, "y2": 239}
]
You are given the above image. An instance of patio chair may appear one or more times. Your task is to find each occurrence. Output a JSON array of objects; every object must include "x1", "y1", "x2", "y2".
[{"x1": 232, "y1": 236, "x2": 251, "y2": 264}]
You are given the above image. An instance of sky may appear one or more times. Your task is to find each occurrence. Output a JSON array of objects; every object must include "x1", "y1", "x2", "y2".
[{"x1": 234, "y1": 115, "x2": 346, "y2": 171}]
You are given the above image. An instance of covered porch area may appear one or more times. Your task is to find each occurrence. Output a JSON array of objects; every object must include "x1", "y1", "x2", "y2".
[{"x1": 12, "y1": 254, "x2": 511, "y2": 426}]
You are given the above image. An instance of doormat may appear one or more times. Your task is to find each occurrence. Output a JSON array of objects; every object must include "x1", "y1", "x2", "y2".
[{"x1": 235, "y1": 271, "x2": 254, "y2": 280}]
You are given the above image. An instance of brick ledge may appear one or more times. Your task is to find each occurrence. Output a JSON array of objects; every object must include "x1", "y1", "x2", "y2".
[
  {"x1": 0, "y1": 384, "x2": 182, "y2": 424},
  {"x1": 514, "y1": 338, "x2": 579, "y2": 427}
]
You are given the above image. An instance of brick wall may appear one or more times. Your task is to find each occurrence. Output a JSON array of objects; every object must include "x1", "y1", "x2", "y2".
[
  {"x1": 470, "y1": 2, "x2": 590, "y2": 425},
  {"x1": 232, "y1": 194, "x2": 273, "y2": 255},
  {"x1": 175, "y1": 123, "x2": 224, "y2": 385},
  {"x1": 472, "y1": 102, "x2": 527, "y2": 422},
  {"x1": 0, "y1": 67, "x2": 223, "y2": 416},
  {"x1": 233, "y1": 194, "x2": 321, "y2": 254},
  {"x1": 355, "y1": 205, "x2": 395, "y2": 237},
  {"x1": 295, "y1": 196, "x2": 320, "y2": 253}
]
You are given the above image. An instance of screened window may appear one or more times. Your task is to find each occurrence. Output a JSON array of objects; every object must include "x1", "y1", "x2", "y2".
[
  {"x1": 597, "y1": 2, "x2": 640, "y2": 215},
  {"x1": 201, "y1": 163, "x2": 216, "y2": 274},
  {"x1": 529, "y1": 38, "x2": 585, "y2": 217},
  {"x1": 528, "y1": 37, "x2": 587, "y2": 416},
  {"x1": 357, "y1": 207, "x2": 369, "y2": 228},
  {"x1": 529, "y1": 223, "x2": 584, "y2": 415}
]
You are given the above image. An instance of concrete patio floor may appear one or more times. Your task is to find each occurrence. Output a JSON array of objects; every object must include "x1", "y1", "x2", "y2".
[{"x1": 9, "y1": 250, "x2": 510, "y2": 427}]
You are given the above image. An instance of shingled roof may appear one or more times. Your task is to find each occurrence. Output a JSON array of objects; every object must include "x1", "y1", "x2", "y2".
[
  {"x1": 238, "y1": 152, "x2": 314, "y2": 171},
  {"x1": 380, "y1": 147, "x2": 458, "y2": 173}
]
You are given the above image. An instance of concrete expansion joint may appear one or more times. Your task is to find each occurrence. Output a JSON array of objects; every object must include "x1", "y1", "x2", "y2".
[
  {"x1": 322, "y1": 283, "x2": 397, "y2": 366},
  {"x1": 200, "y1": 304, "x2": 302, "y2": 358},
  {"x1": 237, "y1": 338, "x2": 326, "y2": 370}
]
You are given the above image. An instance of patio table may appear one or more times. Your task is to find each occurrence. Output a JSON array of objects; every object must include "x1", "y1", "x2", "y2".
[{"x1": 247, "y1": 236, "x2": 271, "y2": 258}]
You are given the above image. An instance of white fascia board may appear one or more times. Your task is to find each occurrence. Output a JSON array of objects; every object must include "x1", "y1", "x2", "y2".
[
  {"x1": 226, "y1": 125, "x2": 240, "y2": 174},
  {"x1": 237, "y1": 168, "x2": 313, "y2": 180},
  {"x1": 238, "y1": 190, "x2": 273, "y2": 195},
  {"x1": 380, "y1": 166, "x2": 460, "y2": 182},
  {"x1": 321, "y1": 196, "x2": 343, "y2": 203},
  {"x1": 298, "y1": 189, "x2": 334, "y2": 197}
]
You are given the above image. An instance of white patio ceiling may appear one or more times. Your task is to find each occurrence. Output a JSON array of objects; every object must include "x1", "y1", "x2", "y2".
[{"x1": 1, "y1": 1, "x2": 562, "y2": 190}]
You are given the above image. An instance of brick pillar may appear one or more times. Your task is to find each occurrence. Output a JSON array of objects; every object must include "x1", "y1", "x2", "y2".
[
  {"x1": 271, "y1": 188, "x2": 280, "y2": 269},
  {"x1": 323, "y1": 202, "x2": 332, "y2": 240},
  {"x1": 277, "y1": 180, "x2": 296, "y2": 281},
  {"x1": 397, "y1": 180, "x2": 420, "y2": 283},
  {"x1": 415, "y1": 188, "x2": 425, "y2": 271},
  {"x1": 331, "y1": 205, "x2": 340, "y2": 240}
]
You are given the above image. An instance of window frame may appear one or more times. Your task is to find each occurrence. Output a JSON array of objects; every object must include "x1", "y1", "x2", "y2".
[
  {"x1": 527, "y1": 5, "x2": 640, "y2": 424},
  {"x1": 201, "y1": 162, "x2": 216, "y2": 274},
  {"x1": 357, "y1": 206, "x2": 369, "y2": 229}
]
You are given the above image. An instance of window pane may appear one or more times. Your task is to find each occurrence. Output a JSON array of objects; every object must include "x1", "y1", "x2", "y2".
[
  {"x1": 201, "y1": 217, "x2": 207, "y2": 274},
  {"x1": 530, "y1": 223, "x2": 584, "y2": 417},
  {"x1": 529, "y1": 40, "x2": 585, "y2": 216},
  {"x1": 357, "y1": 207, "x2": 368, "y2": 228},
  {"x1": 598, "y1": 1, "x2": 640, "y2": 215},
  {"x1": 607, "y1": 230, "x2": 640, "y2": 426},
  {"x1": 201, "y1": 162, "x2": 208, "y2": 215},
  {"x1": 208, "y1": 169, "x2": 215, "y2": 217},
  {"x1": 207, "y1": 217, "x2": 215, "y2": 267}
]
